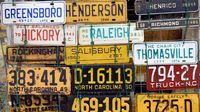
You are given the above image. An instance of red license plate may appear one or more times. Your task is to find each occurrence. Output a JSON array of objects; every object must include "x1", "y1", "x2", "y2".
[{"x1": 147, "y1": 63, "x2": 199, "y2": 90}]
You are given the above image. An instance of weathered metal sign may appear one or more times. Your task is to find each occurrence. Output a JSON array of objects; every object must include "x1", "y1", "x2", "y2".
[
  {"x1": 13, "y1": 25, "x2": 64, "y2": 45},
  {"x1": 1, "y1": 1, "x2": 66, "y2": 24},
  {"x1": 133, "y1": 41, "x2": 198, "y2": 65},
  {"x1": 71, "y1": 65, "x2": 134, "y2": 93},
  {"x1": 136, "y1": 93, "x2": 199, "y2": 112},
  {"x1": 135, "y1": 0, "x2": 198, "y2": 15},
  {"x1": 65, "y1": 0, "x2": 127, "y2": 23},
  {"x1": 7, "y1": 46, "x2": 64, "y2": 65},
  {"x1": 79, "y1": 23, "x2": 144, "y2": 45},
  {"x1": 65, "y1": 45, "x2": 130, "y2": 65},
  {"x1": 137, "y1": 18, "x2": 200, "y2": 29},
  {"x1": 9, "y1": 95, "x2": 69, "y2": 112},
  {"x1": 7, "y1": 67, "x2": 71, "y2": 95},
  {"x1": 12, "y1": 25, "x2": 78, "y2": 46},
  {"x1": 147, "y1": 63, "x2": 199, "y2": 90},
  {"x1": 68, "y1": 95, "x2": 132, "y2": 112}
]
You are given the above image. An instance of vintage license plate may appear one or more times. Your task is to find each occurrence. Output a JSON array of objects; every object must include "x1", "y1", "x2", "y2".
[
  {"x1": 136, "y1": 18, "x2": 200, "y2": 30},
  {"x1": 9, "y1": 95, "x2": 69, "y2": 112},
  {"x1": 65, "y1": 0, "x2": 127, "y2": 23},
  {"x1": 134, "y1": 0, "x2": 198, "y2": 15},
  {"x1": 68, "y1": 95, "x2": 131, "y2": 112},
  {"x1": 12, "y1": 25, "x2": 78, "y2": 46},
  {"x1": 78, "y1": 23, "x2": 144, "y2": 45},
  {"x1": 1, "y1": 1, "x2": 66, "y2": 24},
  {"x1": 133, "y1": 41, "x2": 198, "y2": 65},
  {"x1": 136, "y1": 93, "x2": 199, "y2": 112},
  {"x1": 7, "y1": 46, "x2": 64, "y2": 65},
  {"x1": 13, "y1": 25, "x2": 64, "y2": 46},
  {"x1": 7, "y1": 67, "x2": 71, "y2": 95},
  {"x1": 65, "y1": 44, "x2": 130, "y2": 65},
  {"x1": 147, "y1": 63, "x2": 200, "y2": 90},
  {"x1": 71, "y1": 65, "x2": 134, "y2": 93}
]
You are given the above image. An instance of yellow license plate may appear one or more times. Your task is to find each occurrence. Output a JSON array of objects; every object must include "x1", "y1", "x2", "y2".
[
  {"x1": 136, "y1": 93, "x2": 199, "y2": 112},
  {"x1": 7, "y1": 46, "x2": 64, "y2": 65},
  {"x1": 9, "y1": 95, "x2": 68, "y2": 112},
  {"x1": 69, "y1": 96, "x2": 131, "y2": 112},
  {"x1": 71, "y1": 65, "x2": 134, "y2": 93},
  {"x1": 7, "y1": 67, "x2": 71, "y2": 95},
  {"x1": 66, "y1": 0, "x2": 127, "y2": 23},
  {"x1": 65, "y1": 45, "x2": 130, "y2": 65}
]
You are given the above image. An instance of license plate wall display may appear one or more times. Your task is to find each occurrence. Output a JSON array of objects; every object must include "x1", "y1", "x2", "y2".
[
  {"x1": 1, "y1": 1, "x2": 66, "y2": 24},
  {"x1": 133, "y1": 41, "x2": 198, "y2": 65},
  {"x1": 7, "y1": 67, "x2": 71, "y2": 95},
  {"x1": 78, "y1": 23, "x2": 144, "y2": 45},
  {"x1": 9, "y1": 95, "x2": 69, "y2": 112},
  {"x1": 136, "y1": 93, "x2": 199, "y2": 112},
  {"x1": 65, "y1": 44, "x2": 130, "y2": 65},
  {"x1": 13, "y1": 25, "x2": 64, "y2": 46},
  {"x1": 147, "y1": 63, "x2": 200, "y2": 90},
  {"x1": 65, "y1": 0, "x2": 127, "y2": 23},
  {"x1": 71, "y1": 65, "x2": 134, "y2": 93},
  {"x1": 7, "y1": 46, "x2": 64, "y2": 65},
  {"x1": 68, "y1": 95, "x2": 132, "y2": 112}
]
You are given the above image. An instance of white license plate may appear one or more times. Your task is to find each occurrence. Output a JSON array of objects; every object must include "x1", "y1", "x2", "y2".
[{"x1": 1, "y1": 1, "x2": 66, "y2": 24}]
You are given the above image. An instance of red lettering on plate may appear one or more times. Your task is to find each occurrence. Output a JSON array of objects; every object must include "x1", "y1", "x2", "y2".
[{"x1": 20, "y1": 29, "x2": 60, "y2": 41}]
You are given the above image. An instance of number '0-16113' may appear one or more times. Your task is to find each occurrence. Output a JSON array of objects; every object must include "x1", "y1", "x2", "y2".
[{"x1": 73, "y1": 67, "x2": 133, "y2": 85}]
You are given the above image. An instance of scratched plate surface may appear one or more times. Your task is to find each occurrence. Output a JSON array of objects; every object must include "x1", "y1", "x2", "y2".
[
  {"x1": 7, "y1": 67, "x2": 71, "y2": 95},
  {"x1": 9, "y1": 95, "x2": 69, "y2": 112},
  {"x1": 7, "y1": 46, "x2": 64, "y2": 65},
  {"x1": 65, "y1": 44, "x2": 130, "y2": 65},
  {"x1": 136, "y1": 93, "x2": 199, "y2": 112}
]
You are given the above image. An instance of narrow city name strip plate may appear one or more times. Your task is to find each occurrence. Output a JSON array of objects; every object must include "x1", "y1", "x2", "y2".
[
  {"x1": 79, "y1": 23, "x2": 144, "y2": 45},
  {"x1": 65, "y1": 44, "x2": 130, "y2": 65},
  {"x1": 136, "y1": 94, "x2": 199, "y2": 112},
  {"x1": 9, "y1": 95, "x2": 69, "y2": 112},
  {"x1": 7, "y1": 67, "x2": 71, "y2": 95},
  {"x1": 7, "y1": 46, "x2": 64, "y2": 65},
  {"x1": 135, "y1": 0, "x2": 198, "y2": 15},
  {"x1": 68, "y1": 95, "x2": 132, "y2": 112},
  {"x1": 65, "y1": 0, "x2": 127, "y2": 23},
  {"x1": 133, "y1": 41, "x2": 198, "y2": 65},
  {"x1": 147, "y1": 63, "x2": 200, "y2": 90},
  {"x1": 1, "y1": 1, "x2": 66, "y2": 24},
  {"x1": 12, "y1": 25, "x2": 78, "y2": 46},
  {"x1": 137, "y1": 18, "x2": 199, "y2": 29},
  {"x1": 71, "y1": 65, "x2": 134, "y2": 93},
  {"x1": 13, "y1": 25, "x2": 64, "y2": 46}
]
